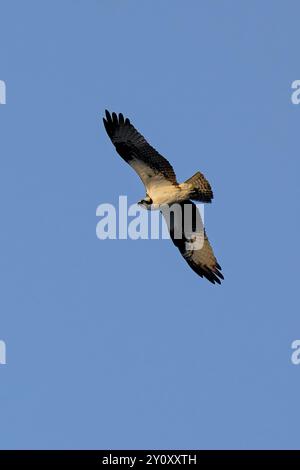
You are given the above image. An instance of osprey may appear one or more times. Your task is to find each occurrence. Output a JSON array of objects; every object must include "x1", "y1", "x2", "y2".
[{"x1": 103, "y1": 110, "x2": 223, "y2": 285}]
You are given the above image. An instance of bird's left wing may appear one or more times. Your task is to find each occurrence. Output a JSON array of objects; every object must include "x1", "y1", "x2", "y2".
[
  {"x1": 103, "y1": 111, "x2": 178, "y2": 192},
  {"x1": 161, "y1": 200, "x2": 224, "y2": 284}
]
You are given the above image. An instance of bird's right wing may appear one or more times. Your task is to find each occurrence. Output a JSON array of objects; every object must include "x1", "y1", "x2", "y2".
[
  {"x1": 103, "y1": 111, "x2": 178, "y2": 193},
  {"x1": 161, "y1": 201, "x2": 224, "y2": 284}
]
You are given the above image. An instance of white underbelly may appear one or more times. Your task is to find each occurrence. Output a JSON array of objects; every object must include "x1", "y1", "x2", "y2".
[{"x1": 148, "y1": 183, "x2": 189, "y2": 205}]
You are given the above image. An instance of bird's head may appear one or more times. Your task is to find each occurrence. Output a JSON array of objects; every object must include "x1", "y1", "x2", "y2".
[{"x1": 138, "y1": 195, "x2": 153, "y2": 210}]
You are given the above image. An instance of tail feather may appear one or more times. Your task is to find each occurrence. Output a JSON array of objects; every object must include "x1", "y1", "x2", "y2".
[{"x1": 184, "y1": 171, "x2": 214, "y2": 203}]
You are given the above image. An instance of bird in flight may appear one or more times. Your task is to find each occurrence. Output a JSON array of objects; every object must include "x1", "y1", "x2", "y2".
[{"x1": 103, "y1": 110, "x2": 223, "y2": 285}]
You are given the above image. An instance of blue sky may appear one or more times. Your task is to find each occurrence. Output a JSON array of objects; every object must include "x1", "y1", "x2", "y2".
[{"x1": 0, "y1": 0, "x2": 299, "y2": 449}]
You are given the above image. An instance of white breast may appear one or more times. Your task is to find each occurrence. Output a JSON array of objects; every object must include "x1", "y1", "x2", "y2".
[{"x1": 149, "y1": 181, "x2": 188, "y2": 205}]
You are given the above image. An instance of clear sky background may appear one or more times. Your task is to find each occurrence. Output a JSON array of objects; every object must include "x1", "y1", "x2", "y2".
[{"x1": 0, "y1": 0, "x2": 299, "y2": 450}]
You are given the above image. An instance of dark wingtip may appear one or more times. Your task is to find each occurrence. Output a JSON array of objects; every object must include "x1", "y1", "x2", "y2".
[
  {"x1": 215, "y1": 269, "x2": 224, "y2": 280},
  {"x1": 102, "y1": 117, "x2": 108, "y2": 132},
  {"x1": 105, "y1": 110, "x2": 113, "y2": 124},
  {"x1": 112, "y1": 112, "x2": 118, "y2": 125},
  {"x1": 104, "y1": 110, "x2": 130, "y2": 128},
  {"x1": 103, "y1": 112, "x2": 113, "y2": 137},
  {"x1": 203, "y1": 266, "x2": 224, "y2": 285},
  {"x1": 103, "y1": 111, "x2": 131, "y2": 140}
]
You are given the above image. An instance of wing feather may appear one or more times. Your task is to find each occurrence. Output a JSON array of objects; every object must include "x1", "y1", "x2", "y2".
[
  {"x1": 103, "y1": 110, "x2": 177, "y2": 191},
  {"x1": 161, "y1": 201, "x2": 224, "y2": 284}
]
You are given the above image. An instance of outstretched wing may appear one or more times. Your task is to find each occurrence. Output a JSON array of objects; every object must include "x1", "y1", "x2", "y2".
[
  {"x1": 103, "y1": 110, "x2": 177, "y2": 192},
  {"x1": 161, "y1": 201, "x2": 224, "y2": 284}
]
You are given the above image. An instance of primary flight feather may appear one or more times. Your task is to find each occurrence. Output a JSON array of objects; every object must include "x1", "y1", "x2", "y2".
[{"x1": 103, "y1": 110, "x2": 223, "y2": 285}]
